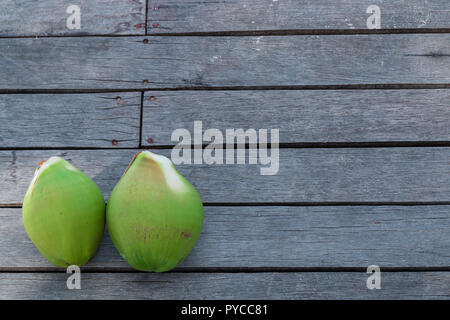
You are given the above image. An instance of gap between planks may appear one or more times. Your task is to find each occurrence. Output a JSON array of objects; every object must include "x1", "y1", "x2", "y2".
[
  {"x1": 139, "y1": 92, "x2": 144, "y2": 148},
  {"x1": 2, "y1": 84, "x2": 450, "y2": 94},
  {"x1": 2, "y1": 28, "x2": 450, "y2": 39},
  {"x1": 1, "y1": 142, "x2": 450, "y2": 151},
  {"x1": 144, "y1": 0, "x2": 149, "y2": 36},
  {"x1": 1, "y1": 267, "x2": 450, "y2": 273},
  {"x1": 3, "y1": 202, "x2": 450, "y2": 208}
]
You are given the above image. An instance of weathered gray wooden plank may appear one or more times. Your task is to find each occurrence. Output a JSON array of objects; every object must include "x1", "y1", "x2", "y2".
[
  {"x1": 1, "y1": 272, "x2": 449, "y2": 299},
  {"x1": 0, "y1": 93, "x2": 140, "y2": 148},
  {"x1": 148, "y1": 0, "x2": 450, "y2": 33},
  {"x1": 0, "y1": 148, "x2": 449, "y2": 204},
  {"x1": 0, "y1": 0, "x2": 146, "y2": 36},
  {"x1": 1, "y1": 34, "x2": 450, "y2": 89},
  {"x1": 142, "y1": 90, "x2": 450, "y2": 145},
  {"x1": 1, "y1": 206, "x2": 449, "y2": 268}
]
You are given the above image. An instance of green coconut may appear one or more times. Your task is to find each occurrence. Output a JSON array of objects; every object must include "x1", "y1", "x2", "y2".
[
  {"x1": 106, "y1": 151, "x2": 204, "y2": 272},
  {"x1": 22, "y1": 157, "x2": 105, "y2": 268}
]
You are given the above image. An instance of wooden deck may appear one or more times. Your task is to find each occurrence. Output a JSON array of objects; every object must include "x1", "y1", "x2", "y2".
[{"x1": 0, "y1": 0, "x2": 449, "y2": 299}]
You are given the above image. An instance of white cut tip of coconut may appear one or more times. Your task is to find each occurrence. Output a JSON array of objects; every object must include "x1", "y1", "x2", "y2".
[
  {"x1": 30, "y1": 157, "x2": 76, "y2": 185},
  {"x1": 31, "y1": 156, "x2": 61, "y2": 183},
  {"x1": 141, "y1": 151, "x2": 185, "y2": 192}
]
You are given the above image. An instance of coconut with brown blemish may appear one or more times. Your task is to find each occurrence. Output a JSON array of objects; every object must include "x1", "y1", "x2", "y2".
[{"x1": 106, "y1": 151, "x2": 204, "y2": 272}]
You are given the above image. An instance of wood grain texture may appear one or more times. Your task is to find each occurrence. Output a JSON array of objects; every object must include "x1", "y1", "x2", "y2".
[
  {"x1": 0, "y1": 148, "x2": 449, "y2": 204},
  {"x1": 1, "y1": 272, "x2": 449, "y2": 299},
  {"x1": 1, "y1": 34, "x2": 450, "y2": 89},
  {"x1": 1, "y1": 206, "x2": 449, "y2": 268},
  {"x1": 0, "y1": 0, "x2": 146, "y2": 37},
  {"x1": 142, "y1": 90, "x2": 450, "y2": 145},
  {"x1": 148, "y1": 0, "x2": 450, "y2": 33},
  {"x1": 0, "y1": 93, "x2": 140, "y2": 148}
]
